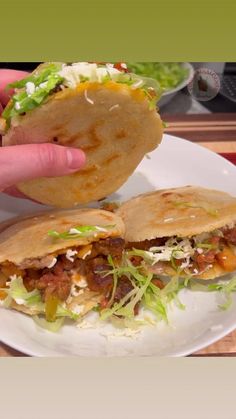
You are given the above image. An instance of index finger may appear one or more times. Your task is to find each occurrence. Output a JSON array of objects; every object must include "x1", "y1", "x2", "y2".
[{"x1": 0, "y1": 69, "x2": 29, "y2": 105}]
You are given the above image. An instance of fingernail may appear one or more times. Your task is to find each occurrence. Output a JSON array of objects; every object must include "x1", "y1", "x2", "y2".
[{"x1": 66, "y1": 148, "x2": 86, "y2": 169}]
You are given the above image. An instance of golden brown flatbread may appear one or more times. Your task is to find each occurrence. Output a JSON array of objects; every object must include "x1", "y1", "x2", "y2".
[
  {"x1": 0, "y1": 208, "x2": 124, "y2": 318},
  {"x1": 117, "y1": 186, "x2": 236, "y2": 280},
  {"x1": 117, "y1": 186, "x2": 236, "y2": 242},
  {"x1": 0, "y1": 208, "x2": 124, "y2": 266}
]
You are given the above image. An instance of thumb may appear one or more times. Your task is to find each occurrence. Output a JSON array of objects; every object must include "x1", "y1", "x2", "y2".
[{"x1": 0, "y1": 143, "x2": 86, "y2": 191}]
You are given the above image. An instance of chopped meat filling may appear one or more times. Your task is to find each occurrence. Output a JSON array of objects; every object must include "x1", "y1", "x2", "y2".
[
  {"x1": 100, "y1": 202, "x2": 119, "y2": 213},
  {"x1": 193, "y1": 249, "x2": 216, "y2": 272},
  {"x1": 127, "y1": 225, "x2": 236, "y2": 275},
  {"x1": 127, "y1": 237, "x2": 167, "y2": 250},
  {"x1": 223, "y1": 227, "x2": 236, "y2": 245},
  {"x1": 1, "y1": 237, "x2": 126, "y2": 305},
  {"x1": 88, "y1": 237, "x2": 125, "y2": 260}
]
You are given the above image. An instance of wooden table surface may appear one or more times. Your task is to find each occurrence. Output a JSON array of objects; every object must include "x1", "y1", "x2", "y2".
[{"x1": 1, "y1": 112, "x2": 236, "y2": 357}]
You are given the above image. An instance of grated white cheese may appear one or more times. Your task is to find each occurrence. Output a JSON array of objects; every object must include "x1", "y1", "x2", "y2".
[
  {"x1": 47, "y1": 257, "x2": 57, "y2": 269},
  {"x1": 131, "y1": 79, "x2": 143, "y2": 89},
  {"x1": 70, "y1": 285, "x2": 85, "y2": 297},
  {"x1": 72, "y1": 304, "x2": 84, "y2": 315},
  {"x1": 59, "y1": 62, "x2": 121, "y2": 88},
  {"x1": 9, "y1": 274, "x2": 18, "y2": 281},
  {"x1": 94, "y1": 226, "x2": 108, "y2": 232},
  {"x1": 65, "y1": 249, "x2": 78, "y2": 262},
  {"x1": 109, "y1": 104, "x2": 120, "y2": 112},
  {"x1": 147, "y1": 247, "x2": 173, "y2": 263},
  {"x1": 15, "y1": 298, "x2": 25, "y2": 305},
  {"x1": 210, "y1": 324, "x2": 223, "y2": 332},
  {"x1": 84, "y1": 89, "x2": 94, "y2": 105},
  {"x1": 25, "y1": 81, "x2": 36, "y2": 96},
  {"x1": 15, "y1": 101, "x2": 21, "y2": 110},
  {"x1": 69, "y1": 228, "x2": 81, "y2": 235},
  {"x1": 81, "y1": 249, "x2": 92, "y2": 260},
  {"x1": 100, "y1": 328, "x2": 141, "y2": 339},
  {"x1": 39, "y1": 81, "x2": 48, "y2": 89},
  {"x1": 77, "y1": 320, "x2": 97, "y2": 329},
  {"x1": 77, "y1": 278, "x2": 88, "y2": 288},
  {"x1": 70, "y1": 284, "x2": 80, "y2": 297},
  {"x1": 180, "y1": 257, "x2": 191, "y2": 269},
  {"x1": 196, "y1": 248, "x2": 203, "y2": 254},
  {"x1": 149, "y1": 239, "x2": 193, "y2": 264}
]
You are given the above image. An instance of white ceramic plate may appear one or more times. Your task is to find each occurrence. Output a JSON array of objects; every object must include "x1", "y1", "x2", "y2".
[{"x1": 0, "y1": 134, "x2": 236, "y2": 357}]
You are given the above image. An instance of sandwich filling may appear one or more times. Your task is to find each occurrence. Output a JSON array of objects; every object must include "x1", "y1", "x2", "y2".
[
  {"x1": 127, "y1": 224, "x2": 236, "y2": 277},
  {"x1": 1, "y1": 223, "x2": 236, "y2": 329},
  {"x1": 2, "y1": 62, "x2": 161, "y2": 129},
  {"x1": 0, "y1": 232, "x2": 127, "y2": 322}
]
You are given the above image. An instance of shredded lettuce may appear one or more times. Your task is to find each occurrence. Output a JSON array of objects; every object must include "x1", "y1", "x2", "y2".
[
  {"x1": 99, "y1": 253, "x2": 185, "y2": 324},
  {"x1": 197, "y1": 243, "x2": 218, "y2": 250},
  {"x1": 112, "y1": 272, "x2": 153, "y2": 318},
  {"x1": 127, "y1": 248, "x2": 155, "y2": 264},
  {"x1": 188, "y1": 276, "x2": 236, "y2": 311},
  {"x1": 7, "y1": 63, "x2": 63, "y2": 89},
  {"x1": 208, "y1": 276, "x2": 236, "y2": 310},
  {"x1": 107, "y1": 254, "x2": 118, "y2": 307},
  {"x1": 48, "y1": 224, "x2": 115, "y2": 240},
  {"x1": 2, "y1": 62, "x2": 162, "y2": 129},
  {"x1": 162, "y1": 120, "x2": 168, "y2": 128},
  {"x1": 174, "y1": 201, "x2": 219, "y2": 217},
  {"x1": 33, "y1": 316, "x2": 64, "y2": 332},
  {"x1": 144, "y1": 275, "x2": 185, "y2": 323},
  {"x1": 2, "y1": 63, "x2": 64, "y2": 124},
  {"x1": 56, "y1": 304, "x2": 79, "y2": 321},
  {"x1": 128, "y1": 239, "x2": 193, "y2": 268},
  {"x1": 1, "y1": 275, "x2": 78, "y2": 330},
  {"x1": 128, "y1": 230, "x2": 222, "y2": 278},
  {"x1": 1, "y1": 275, "x2": 42, "y2": 307},
  {"x1": 127, "y1": 62, "x2": 189, "y2": 92},
  {"x1": 100, "y1": 255, "x2": 153, "y2": 320}
]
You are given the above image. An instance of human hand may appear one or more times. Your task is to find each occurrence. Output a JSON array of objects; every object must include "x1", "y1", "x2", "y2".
[{"x1": 0, "y1": 69, "x2": 86, "y2": 199}]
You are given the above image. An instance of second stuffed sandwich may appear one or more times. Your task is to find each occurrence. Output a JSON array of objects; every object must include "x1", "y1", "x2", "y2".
[{"x1": 117, "y1": 186, "x2": 236, "y2": 280}]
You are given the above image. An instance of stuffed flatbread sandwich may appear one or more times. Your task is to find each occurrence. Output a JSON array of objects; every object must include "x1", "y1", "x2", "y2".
[
  {"x1": 0, "y1": 208, "x2": 127, "y2": 329},
  {"x1": 0, "y1": 62, "x2": 163, "y2": 208},
  {"x1": 117, "y1": 186, "x2": 236, "y2": 280}
]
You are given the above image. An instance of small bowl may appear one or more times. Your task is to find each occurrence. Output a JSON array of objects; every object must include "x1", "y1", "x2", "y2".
[{"x1": 158, "y1": 62, "x2": 194, "y2": 108}]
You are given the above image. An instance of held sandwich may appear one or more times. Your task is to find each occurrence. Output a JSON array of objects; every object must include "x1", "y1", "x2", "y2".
[{"x1": 0, "y1": 62, "x2": 163, "y2": 207}]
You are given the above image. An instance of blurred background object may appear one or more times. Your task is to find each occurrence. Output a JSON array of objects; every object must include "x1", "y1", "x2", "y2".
[{"x1": 128, "y1": 62, "x2": 194, "y2": 108}]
